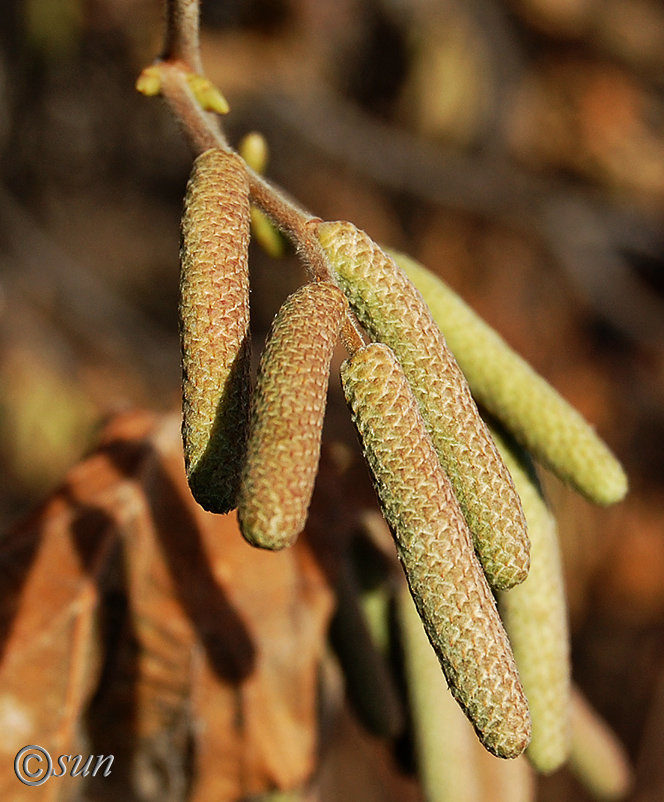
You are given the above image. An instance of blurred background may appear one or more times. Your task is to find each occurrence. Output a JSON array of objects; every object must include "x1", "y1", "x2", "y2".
[{"x1": 0, "y1": 0, "x2": 663, "y2": 799}]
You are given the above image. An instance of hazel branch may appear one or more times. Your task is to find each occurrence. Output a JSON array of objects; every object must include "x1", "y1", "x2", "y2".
[
  {"x1": 163, "y1": 0, "x2": 203, "y2": 73},
  {"x1": 156, "y1": 0, "x2": 365, "y2": 355},
  {"x1": 157, "y1": 62, "x2": 227, "y2": 152}
]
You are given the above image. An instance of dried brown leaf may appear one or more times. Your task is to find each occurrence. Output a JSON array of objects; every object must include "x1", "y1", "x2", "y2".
[{"x1": 0, "y1": 410, "x2": 338, "y2": 801}]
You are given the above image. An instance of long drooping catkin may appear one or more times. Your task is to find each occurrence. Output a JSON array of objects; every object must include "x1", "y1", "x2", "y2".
[
  {"x1": 341, "y1": 342, "x2": 531, "y2": 758},
  {"x1": 397, "y1": 585, "x2": 484, "y2": 802},
  {"x1": 329, "y1": 562, "x2": 405, "y2": 738},
  {"x1": 314, "y1": 219, "x2": 529, "y2": 591},
  {"x1": 238, "y1": 281, "x2": 347, "y2": 549},
  {"x1": 569, "y1": 687, "x2": 632, "y2": 801},
  {"x1": 180, "y1": 148, "x2": 251, "y2": 513},
  {"x1": 493, "y1": 429, "x2": 571, "y2": 774},
  {"x1": 392, "y1": 250, "x2": 628, "y2": 506}
]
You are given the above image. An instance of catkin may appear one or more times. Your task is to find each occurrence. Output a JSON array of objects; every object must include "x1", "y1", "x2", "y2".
[
  {"x1": 392, "y1": 250, "x2": 628, "y2": 506},
  {"x1": 493, "y1": 428, "x2": 571, "y2": 774},
  {"x1": 314, "y1": 219, "x2": 529, "y2": 591},
  {"x1": 569, "y1": 687, "x2": 632, "y2": 801},
  {"x1": 474, "y1": 747, "x2": 535, "y2": 802},
  {"x1": 341, "y1": 342, "x2": 531, "y2": 758},
  {"x1": 180, "y1": 148, "x2": 251, "y2": 513},
  {"x1": 238, "y1": 281, "x2": 347, "y2": 549},
  {"x1": 397, "y1": 585, "x2": 484, "y2": 802},
  {"x1": 329, "y1": 562, "x2": 405, "y2": 738}
]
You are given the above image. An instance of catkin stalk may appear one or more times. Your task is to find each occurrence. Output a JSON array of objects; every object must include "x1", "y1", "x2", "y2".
[
  {"x1": 314, "y1": 219, "x2": 529, "y2": 591},
  {"x1": 238, "y1": 281, "x2": 347, "y2": 549},
  {"x1": 180, "y1": 148, "x2": 251, "y2": 513},
  {"x1": 391, "y1": 250, "x2": 628, "y2": 506},
  {"x1": 493, "y1": 428, "x2": 571, "y2": 774},
  {"x1": 341, "y1": 342, "x2": 531, "y2": 758}
]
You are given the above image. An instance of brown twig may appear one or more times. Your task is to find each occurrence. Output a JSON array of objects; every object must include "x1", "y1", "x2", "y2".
[
  {"x1": 158, "y1": 62, "x2": 226, "y2": 152},
  {"x1": 155, "y1": 0, "x2": 366, "y2": 355},
  {"x1": 163, "y1": 0, "x2": 203, "y2": 73}
]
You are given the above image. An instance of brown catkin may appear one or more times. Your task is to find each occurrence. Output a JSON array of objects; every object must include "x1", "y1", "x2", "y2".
[
  {"x1": 341, "y1": 342, "x2": 531, "y2": 758},
  {"x1": 180, "y1": 148, "x2": 251, "y2": 513},
  {"x1": 238, "y1": 281, "x2": 347, "y2": 549},
  {"x1": 314, "y1": 219, "x2": 529, "y2": 591}
]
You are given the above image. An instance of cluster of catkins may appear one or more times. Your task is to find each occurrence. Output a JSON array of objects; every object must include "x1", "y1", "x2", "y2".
[{"x1": 178, "y1": 147, "x2": 628, "y2": 772}]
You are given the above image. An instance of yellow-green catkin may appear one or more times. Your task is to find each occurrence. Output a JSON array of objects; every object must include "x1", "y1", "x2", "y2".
[
  {"x1": 313, "y1": 219, "x2": 529, "y2": 591},
  {"x1": 329, "y1": 562, "x2": 405, "y2": 738},
  {"x1": 238, "y1": 281, "x2": 347, "y2": 549},
  {"x1": 569, "y1": 688, "x2": 633, "y2": 801},
  {"x1": 397, "y1": 585, "x2": 484, "y2": 802},
  {"x1": 474, "y1": 746, "x2": 535, "y2": 802},
  {"x1": 392, "y1": 250, "x2": 628, "y2": 506},
  {"x1": 341, "y1": 342, "x2": 531, "y2": 758},
  {"x1": 180, "y1": 148, "x2": 251, "y2": 513},
  {"x1": 493, "y1": 428, "x2": 571, "y2": 774}
]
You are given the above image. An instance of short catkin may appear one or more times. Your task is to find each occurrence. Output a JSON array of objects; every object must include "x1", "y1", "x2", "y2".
[
  {"x1": 341, "y1": 342, "x2": 531, "y2": 758},
  {"x1": 180, "y1": 148, "x2": 251, "y2": 513},
  {"x1": 493, "y1": 428, "x2": 571, "y2": 774},
  {"x1": 238, "y1": 281, "x2": 347, "y2": 549},
  {"x1": 314, "y1": 219, "x2": 530, "y2": 591},
  {"x1": 392, "y1": 250, "x2": 628, "y2": 506}
]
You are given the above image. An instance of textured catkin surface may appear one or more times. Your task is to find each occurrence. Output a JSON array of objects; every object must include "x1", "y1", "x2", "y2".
[
  {"x1": 341, "y1": 343, "x2": 531, "y2": 758},
  {"x1": 238, "y1": 282, "x2": 347, "y2": 549},
  {"x1": 394, "y1": 250, "x2": 628, "y2": 506},
  {"x1": 494, "y1": 430, "x2": 571, "y2": 774},
  {"x1": 180, "y1": 148, "x2": 251, "y2": 513},
  {"x1": 315, "y1": 219, "x2": 529, "y2": 590}
]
